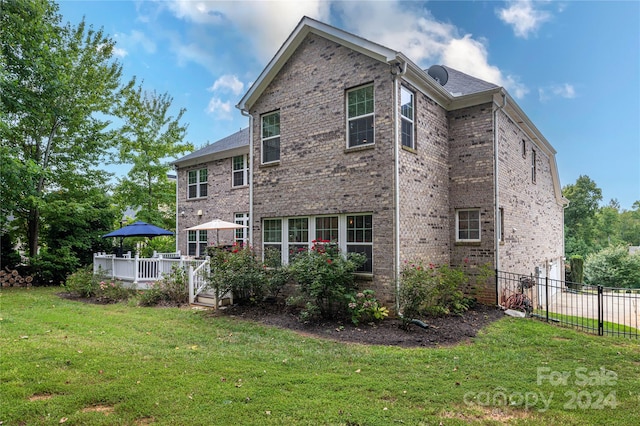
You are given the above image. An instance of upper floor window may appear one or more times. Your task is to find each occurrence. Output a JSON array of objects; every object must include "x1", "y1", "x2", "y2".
[
  {"x1": 400, "y1": 86, "x2": 414, "y2": 149},
  {"x1": 456, "y1": 209, "x2": 480, "y2": 242},
  {"x1": 531, "y1": 149, "x2": 537, "y2": 183},
  {"x1": 261, "y1": 111, "x2": 280, "y2": 164},
  {"x1": 188, "y1": 168, "x2": 207, "y2": 199},
  {"x1": 521, "y1": 139, "x2": 527, "y2": 158},
  {"x1": 232, "y1": 154, "x2": 249, "y2": 187},
  {"x1": 347, "y1": 85, "x2": 374, "y2": 147}
]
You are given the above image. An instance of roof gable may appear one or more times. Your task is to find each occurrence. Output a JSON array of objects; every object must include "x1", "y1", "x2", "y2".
[{"x1": 173, "y1": 127, "x2": 249, "y2": 167}]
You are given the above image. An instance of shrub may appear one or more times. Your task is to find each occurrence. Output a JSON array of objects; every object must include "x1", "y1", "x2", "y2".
[
  {"x1": 138, "y1": 265, "x2": 189, "y2": 306},
  {"x1": 346, "y1": 289, "x2": 389, "y2": 325},
  {"x1": 207, "y1": 245, "x2": 266, "y2": 304},
  {"x1": 63, "y1": 267, "x2": 131, "y2": 303},
  {"x1": 264, "y1": 247, "x2": 291, "y2": 300},
  {"x1": 399, "y1": 262, "x2": 473, "y2": 328},
  {"x1": 288, "y1": 240, "x2": 366, "y2": 320},
  {"x1": 584, "y1": 245, "x2": 640, "y2": 289}
]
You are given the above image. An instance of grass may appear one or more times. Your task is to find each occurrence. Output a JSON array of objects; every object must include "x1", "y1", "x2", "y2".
[
  {"x1": 1, "y1": 287, "x2": 639, "y2": 425},
  {"x1": 532, "y1": 310, "x2": 640, "y2": 337}
]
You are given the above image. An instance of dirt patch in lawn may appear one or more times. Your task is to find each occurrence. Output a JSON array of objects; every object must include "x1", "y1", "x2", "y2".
[{"x1": 210, "y1": 303, "x2": 504, "y2": 348}]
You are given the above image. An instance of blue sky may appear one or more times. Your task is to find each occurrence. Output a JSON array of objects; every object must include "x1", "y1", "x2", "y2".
[{"x1": 58, "y1": 0, "x2": 639, "y2": 210}]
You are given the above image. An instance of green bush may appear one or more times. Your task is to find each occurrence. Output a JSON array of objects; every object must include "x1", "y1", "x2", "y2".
[
  {"x1": 568, "y1": 255, "x2": 584, "y2": 291},
  {"x1": 264, "y1": 247, "x2": 291, "y2": 300},
  {"x1": 288, "y1": 240, "x2": 366, "y2": 320},
  {"x1": 584, "y1": 245, "x2": 640, "y2": 289},
  {"x1": 399, "y1": 262, "x2": 473, "y2": 329},
  {"x1": 207, "y1": 245, "x2": 266, "y2": 304},
  {"x1": 138, "y1": 265, "x2": 189, "y2": 306},
  {"x1": 62, "y1": 267, "x2": 131, "y2": 302},
  {"x1": 346, "y1": 289, "x2": 389, "y2": 325}
]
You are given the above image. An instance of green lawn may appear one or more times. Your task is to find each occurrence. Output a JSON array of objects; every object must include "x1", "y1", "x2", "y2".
[{"x1": 1, "y1": 287, "x2": 638, "y2": 425}]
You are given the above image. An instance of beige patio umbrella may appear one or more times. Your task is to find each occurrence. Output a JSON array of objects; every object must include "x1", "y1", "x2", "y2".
[{"x1": 186, "y1": 219, "x2": 248, "y2": 245}]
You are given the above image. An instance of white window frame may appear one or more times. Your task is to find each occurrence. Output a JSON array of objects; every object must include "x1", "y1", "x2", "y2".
[
  {"x1": 400, "y1": 86, "x2": 414, "y2": 149},
  {"x1": 232, "y1": 154, "x2": 249, "y2": 187},
  {"x1": 234, "y1": 212, "x2": 249, "y2": 245},
  {"x1": 187, "y1": 168, "x2": 207, "y2": 199},
  {"x1": 187, "y1": 230, "x2": 208, "y2": 257},
  {"x1": 261, "y1": 111, "x2": 280, "y2": 164},
  {"x1": 346, "y1": 214, "x2": 373, "y2": 273},
  {"x1": 531, "y1": 148, "x2": 537, "y2": 183},
  {"x1": 498, "y1": 207, "x2": 504, "y2": 243},
  {"x1": 262, "y1": 214, "x2": 373, "y2": 273},
  {"x1": 456, "y1": 209, "x2": 481, "y2": 242},
  {"x1": 346, "y1": 84, "x2": 375, "y2": 148}
]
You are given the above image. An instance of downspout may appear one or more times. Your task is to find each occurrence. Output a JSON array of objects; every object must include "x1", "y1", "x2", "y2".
[
  {"x1": 391, "y1": 59, "x2": 407, "y2": 312},
  {"x1": 175, "y1": 164, "x2": 179, "y2": 253},
  {"x1": 494, "y1": 91, "x2": 507, "y2": 303},
  {"x1": 241, "y1": 109, "x2": 254, "y2": 246}
]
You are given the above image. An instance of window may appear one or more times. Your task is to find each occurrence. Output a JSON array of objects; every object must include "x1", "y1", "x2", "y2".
[
  {"x1": 187, "y1": 230, "x2": 208, "y2": 256},
  {"x1": 261, "y1": 111, "x2": 280, "y2": 163},
  {"x1": 187, "y1": 168, "x2": 207, "y2": 199},
  {"x1": 288, "y1": 218, "x2": 309, "y2": 259},
  {"x1": 316, "y1": 216, "x2": 339, "y2": 242},
  {"x1": 346, "y1": 214, "x2": 373, "y2": 273},
  {"x1": 263, "y1": 219, "x2": 282, "y2": 257},
  {"x1": 521, "y1": 139, "x2": 527, "y2": 158},
  {"x1": 531, "y1": 149, "x2": 537, "y2": 183},
  {"x1": 263, "y1": 214, "x2": 374, "y2": 273},
  {"x1": 235, "y1": 213, "x2": 249, "y2": 245},
  {"x1": 232, "y1": 155, "x2": 248, "y2": 187},
  {"x1": 400, "y1": 86, "x2": 414, "y2": 149},
  {"x1": 456, "y1": 209, "x2": 480, "y2": 242},
  {"x1": 347, "y1": 85, "x2": 374, "y2": 147},
  {"x1": 498, "y1": 207, "x2": 504, "y2": 243}
]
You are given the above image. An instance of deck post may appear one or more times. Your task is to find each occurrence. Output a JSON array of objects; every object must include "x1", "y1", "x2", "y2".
[{"x1": 188, "y1": 265, "x2": 194, "y2": 304}]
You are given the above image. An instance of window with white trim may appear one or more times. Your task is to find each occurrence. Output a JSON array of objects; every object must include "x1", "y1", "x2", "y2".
[
  {"x1": 263, "y1": 219, "x2": 282, "y2": 257},
  {"x1": 456, "y1": 209, "x2": 480, "y2": 242},
  {"x1": 262, "y1": 214, "x2": 374, "y2": 273},
  {"x1": 261, "y1": 111, "x2": 280, "y2": 163},
  {"x1": 232, "y1": 155, "x2": 248, "y2": 187},
  {"x1": 531, "y1": 149, "x2": 537, "y2": 183},
  {"x1": 521, "y1": 139, "x2": 527, "y2": 158},
  {"x1": 315, "y1": 216, "x2": 339, "y2": 242},
  {"x1": 346, "y1": 214, "x2": 373, "y2": 273},
  {"x1": 347, "y1": 85, "x2": 374, "y2": 147},
  {"x1": 187, "y1": 168, "x2": 207, "y2": 199},
  {"x1": 235, "y1": 212, "x2": 249, "y2": 245},
  {"x1": 188, "y1": 230, "x2": 208, "y2": 256},
  {"x1": 400, "y1": 86, "x2": 414, "y2": 149},
  {"x1": 498, "y1": 207, "x2": 504, "y2": 242}
]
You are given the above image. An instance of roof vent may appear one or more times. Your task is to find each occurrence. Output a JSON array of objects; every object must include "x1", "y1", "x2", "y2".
[{"x1": 427, "y1": 65, "x2": 448, "y2": 86}]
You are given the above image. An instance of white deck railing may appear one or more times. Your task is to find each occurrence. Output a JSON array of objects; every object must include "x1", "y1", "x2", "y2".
[
  {"x1": 188, "y1": 258, "x2": 210, "y2": 304},
  {"x1": 93, "y1": 253, "x2": 205, "y2": 286}
]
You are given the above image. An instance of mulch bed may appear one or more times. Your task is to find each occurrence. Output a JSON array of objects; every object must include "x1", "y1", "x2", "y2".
[{"x1": 210, "y1": 303, "x2": 505, "y2": 348}]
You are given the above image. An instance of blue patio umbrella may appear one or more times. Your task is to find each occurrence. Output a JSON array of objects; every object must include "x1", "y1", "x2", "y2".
[{"x1": 102, "y1": 221, "x2": 174, "y2": 238}]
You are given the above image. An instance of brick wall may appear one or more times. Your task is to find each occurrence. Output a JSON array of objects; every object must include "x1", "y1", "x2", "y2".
[
  {"x1": 249, "y1": 33, "x2": 397, "y2": 305},
  {"x1": 176, "y1": 158, "x2": 249, "y2": 253}
]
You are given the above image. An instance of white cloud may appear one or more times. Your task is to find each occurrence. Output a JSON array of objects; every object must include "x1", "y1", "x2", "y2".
[
  {"x1": 206, "y1": 97, "x2": 234, "y2": 119},
  {"x1": 209, "y1": 75, "x2": 244, "y2": 96},
  {"x1": 112, "y1": 46, "x2": 128, "y2": 58},
  {"x1": 114, "y1": 30, "x2": 157, "y2": 55},
  {"x1": 497, "y1": 0, "x2": 552, "y2": 39},
  {"x1": 334, "y1": 2, "x2": 529, "y2": 98},
  {"x1": 539, "y1": 83, "x2": 576, "y2": 102}
]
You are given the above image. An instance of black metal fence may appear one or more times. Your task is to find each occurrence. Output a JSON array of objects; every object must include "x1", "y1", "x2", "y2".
[{"x1": 497, "y1": 270, "x2": 639, "y2": 339}]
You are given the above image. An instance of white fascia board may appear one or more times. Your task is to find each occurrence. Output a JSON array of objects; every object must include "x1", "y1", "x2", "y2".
[
  {"x1": 401, "y1": 59, "x2": 452, "y2": 108},
  {"x1": 173, "y1": 146, "x2": 249, "y2": 170},
  {"x1": 237, "y1": 16, "x2": 398, "y2": 112}
]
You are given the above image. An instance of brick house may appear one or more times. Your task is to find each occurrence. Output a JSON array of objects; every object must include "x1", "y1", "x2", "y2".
[{"x1": 173, "y1": 17, "x2": 566, "y2": 307}]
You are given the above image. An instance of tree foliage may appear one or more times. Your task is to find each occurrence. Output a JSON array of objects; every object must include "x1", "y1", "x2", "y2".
[
  {"x1": 112, "y1": 84, "x2": 192, "y2": 230},
  {"x1": 562, "y1": 175, "x2": 602, "y2": 257},
  {"x1": 584, "y1": 245, "x2": 640, "y2": 289},
  {"x1": 1, "y1": 0, "x2": 128, "y2": 256}
]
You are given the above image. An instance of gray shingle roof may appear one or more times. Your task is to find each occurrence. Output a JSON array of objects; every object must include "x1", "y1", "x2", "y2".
[
  {"x1": 174, "y1": 127, "x2": 249, "y2": 165},
  {"x1": 439, "y1": 65, "x2": 499, "y2": 97}
]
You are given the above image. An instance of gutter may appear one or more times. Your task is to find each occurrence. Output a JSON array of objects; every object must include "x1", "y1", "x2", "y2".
[
  {"x1": 391, "y1": 59, "x2": 407, "y2": 312},
  {"x1": 240, "y1": 109, "x2": 254, "y2": 246},
  {"x1": 175, "y1": 164, "x2": 180, "y2": 253},
  {"x1": 494, "y1": 91, "x2": 507, "y2": 277}
]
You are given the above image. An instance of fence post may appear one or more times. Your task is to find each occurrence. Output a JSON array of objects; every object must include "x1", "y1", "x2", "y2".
[
  {"x1": 598, "y1": 286, "x2": 604, "y2": 336},
  {"x1": 545, "y1": 275, "x2": 549, "y2": 323},
  {"x1": 495, "y1": 269, "x2": 499, "y2": 306},
  {"x1": 188, "y1": 265, "x2": 194, "y2": 305}
]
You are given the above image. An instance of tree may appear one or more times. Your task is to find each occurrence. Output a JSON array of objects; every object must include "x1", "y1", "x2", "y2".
[
  {"x1": 1, "y1": 0, "x2": 129, "y2": 256},
  {"x1": 584, "y1": 245, "x2": 640, "y2": 289},
  {"x1": 594, "y1": 199, "x2": 622, "y2": 248},
  {"x1": 619, "y1": 201, "x2": 640, "y2": 246},
  {"x1": 562, "y1": 175, "x2": 603, "y2": 257},
  {"x1": 112, "y1": 84, "x2": 192, "y2": 230}
]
